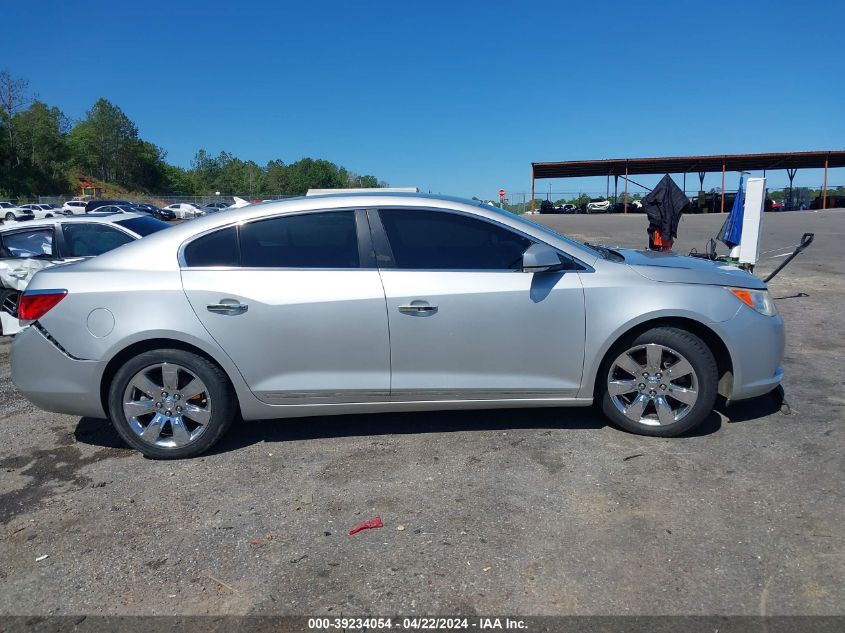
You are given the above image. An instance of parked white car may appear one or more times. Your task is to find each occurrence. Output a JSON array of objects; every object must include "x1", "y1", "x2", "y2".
[
  {"x1": 0, "y1": 213, "x2": 170, "y2": 336},
  {"x1": 162, "y1": 203, "x2": 206, "y2": 219},
  {"x1": 586, "y1": 199, "x2": 611, "y2": 213},
  {"x1": 20, "y1": 204, "x2": 63, "y2": 219},
  {"x1": 0, "y1": 202, "x2": 35, "y2": 223},
  {"x1": 62, "y1": 200, "x2": 88, "y2": 215},
  {"x1": 202, "y1": 201, "x2": 232, "y2": 213}
]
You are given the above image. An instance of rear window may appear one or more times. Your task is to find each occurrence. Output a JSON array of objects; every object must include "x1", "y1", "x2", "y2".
[
  {"x1": 1, "y1": 228, "x2": 55, "y2": 258},
  {"x1": 114, "y1": 216, "x2": 170, "y2": 236},
  {"x1": 61, "y1": 223, "x2": 134, "y2": 257}
]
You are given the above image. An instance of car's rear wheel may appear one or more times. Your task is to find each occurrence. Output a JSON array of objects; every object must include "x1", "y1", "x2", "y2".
[
  {"x1": 107, "y1": 349, "x2": 237, "y2": 459},
  {"x1": 4, "y1": 212, "x2": 14, "y2": 222},
  {"x1": 600, "y1": 327, "x2": 718, "y2": 437}
]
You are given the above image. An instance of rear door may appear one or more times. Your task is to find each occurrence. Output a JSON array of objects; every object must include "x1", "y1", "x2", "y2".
[
  {"x1": 371, "y1": 207, "x2": 586, "y2": 401},
  {"x1": 180, "y1": 209, "x2": 391, "y2": 404}
]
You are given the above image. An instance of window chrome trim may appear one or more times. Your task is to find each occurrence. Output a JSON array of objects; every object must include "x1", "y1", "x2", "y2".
[
  {"x1": 176, "y1": 204, "x2": 594, "y2": 274},
  {"x1": 181, "y1": 266, "x2": 382, "y2": 272}
]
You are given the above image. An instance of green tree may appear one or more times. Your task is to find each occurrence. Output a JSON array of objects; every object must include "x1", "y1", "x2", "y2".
[
  {"x1": 351, "y1": 174, "x2": 380, "y2": 188},
  {"x1": 285, "y1": 158, "x2": 347, "y2": 195},
  {"x1": 190, "y1": 148, "x2": 222, "y2": 193},
  {"x1": 0, "y1": 70, "x2": 32, "y2": 195},
  {"x1": 68, "y1": 98, "x2": 151, "y2": 186},
  {"x1": 162, "y1": 163, "x2": 195, "y2": 195},
  {"x1": 264, "y1": 159, "x2": 289, "y2": 194},
  {"x1": 10, "y1": 100, "x2": 70, "y2": 193}
]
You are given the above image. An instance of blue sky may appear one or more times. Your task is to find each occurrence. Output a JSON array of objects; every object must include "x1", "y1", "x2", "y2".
[{"x1": 4, "y1": 0, "x2": 843, "y2": 198}]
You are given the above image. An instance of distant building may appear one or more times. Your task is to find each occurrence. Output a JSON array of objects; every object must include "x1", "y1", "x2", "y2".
[{"x1": 79, "y1": 179, "x2": 103, "y2": 198}]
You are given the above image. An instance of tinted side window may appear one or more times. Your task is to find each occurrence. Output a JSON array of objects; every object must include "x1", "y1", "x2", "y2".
[
  {"x1": 183, "y1": 227, "x2": 239, "y2": 267},
  {"x1": 239, "y1": 211, "x2": 359, "y2": 268},
  {"x1": 378, "y1": 209, "x2": 531, "y2": 270},
  {"x1": 1, "y1": 229, "x2": 55, "y2": 258},
  {"x1": 114, "y1": 216, "x2": 169, "y2": 236},
  {"x1": 61, "y1": 224, "x2": 134, "y2": 257}
]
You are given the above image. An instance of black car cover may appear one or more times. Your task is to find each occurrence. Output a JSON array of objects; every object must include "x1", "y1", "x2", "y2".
[{"x1": 642, "y1": 174, "x2": 689, "y2": 240}]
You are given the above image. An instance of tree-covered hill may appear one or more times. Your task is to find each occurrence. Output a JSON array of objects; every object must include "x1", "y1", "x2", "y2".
[{"x1": 0, "y1": 71, "x2": 387, "y2": 199}]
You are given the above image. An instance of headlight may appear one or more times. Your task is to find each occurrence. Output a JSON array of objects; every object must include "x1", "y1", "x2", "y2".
[{"x1": 727, "y1": 287, "x2": 776, "y2": 316}]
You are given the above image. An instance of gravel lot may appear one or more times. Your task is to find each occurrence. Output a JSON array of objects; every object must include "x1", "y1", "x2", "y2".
[{"x1": 0, "y1": 210, "x2": 842, "y2": 617}]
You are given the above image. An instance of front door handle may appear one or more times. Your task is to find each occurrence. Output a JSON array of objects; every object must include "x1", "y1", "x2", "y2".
[
  {"x1": 207, "y1": 301, "x2": 248, "y2": 315},
  {"x1": 398, "y1": 301, "x2": 438, "y2": 315}
]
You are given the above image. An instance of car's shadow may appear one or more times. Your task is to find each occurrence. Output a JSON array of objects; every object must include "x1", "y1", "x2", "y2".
[{"x1": 71, "y1": 395, "x2": 772, "y2": 456}]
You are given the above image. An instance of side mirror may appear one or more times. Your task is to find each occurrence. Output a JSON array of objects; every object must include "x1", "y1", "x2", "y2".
[{"x1": 521, "y1": 243, "x2": 566, "y2": 273}]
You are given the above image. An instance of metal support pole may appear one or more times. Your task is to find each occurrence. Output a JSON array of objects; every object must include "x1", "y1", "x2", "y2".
[
  {"x1": 787, "y1": 168, "x2": 797, "y2": 210},
  {"x1": 720, "y1": 159, "x2": 726, "y2": 213},
  {"x1": 530, "y1": 168, "x2": 535, "y2": 214},
  {"x1": 822, "y1": 155, "x2": 829, "y2": 209},
  {"x1": 614, "y1": 175, "x2": 618, "y2": 203},
  {"x1": 683, "y1": 172, "x2": 686, "y2": 195},
  {"x1": 606, "y1": 174, "x2": 609, "y2": 199},
  {"x1": 624, "y1": 162, "x2": 628, "y2": 213}
]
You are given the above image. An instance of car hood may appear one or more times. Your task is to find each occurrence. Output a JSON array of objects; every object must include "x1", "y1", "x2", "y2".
[{"x1": 619, "y1": 248, "x2": 766, "y2": 289}]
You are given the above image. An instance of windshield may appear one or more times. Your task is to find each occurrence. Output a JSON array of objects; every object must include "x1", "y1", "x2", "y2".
[{"x1": 115, "y1": 215, "x2": 170, "y2": 236}]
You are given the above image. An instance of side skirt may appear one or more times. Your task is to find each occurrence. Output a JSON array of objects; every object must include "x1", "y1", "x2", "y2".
[{"x1": 240, "y1": 396, "x2": 593, "y2": 421}]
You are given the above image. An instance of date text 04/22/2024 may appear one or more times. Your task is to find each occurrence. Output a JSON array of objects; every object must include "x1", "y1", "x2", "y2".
[{"x1": 307, "y1": 617, "x2": 527, "y2": 630}]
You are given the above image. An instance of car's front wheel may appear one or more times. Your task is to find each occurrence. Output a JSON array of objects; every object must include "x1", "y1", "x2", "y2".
[
  {"x1": 600, "y1": 327, "x2": 718, "y2": 437},
  {"x1": 107, "y1": 349, "x2": 237, "y2": 458}
]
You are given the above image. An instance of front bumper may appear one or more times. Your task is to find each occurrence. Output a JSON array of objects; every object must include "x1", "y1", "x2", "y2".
[
  {"x1": 11, "y1": 325, "x2": 107, "y2": 418},
  {"x1": 716, "y1": 306, "x2": 785, "y2": 401}
]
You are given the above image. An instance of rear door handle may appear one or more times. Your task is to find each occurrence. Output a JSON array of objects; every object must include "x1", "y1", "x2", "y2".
[
  {"x1": 398, "y1": 302, "x2": 438, "y2": 315},
  {"x1": 207, "y1": 301, "x2": 248, "y2": 315}
]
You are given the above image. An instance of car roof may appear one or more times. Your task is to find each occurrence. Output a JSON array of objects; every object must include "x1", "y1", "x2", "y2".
[
  {"x1": 67, "y1": 193, "x2": 600, "y2": 273},
  {"x1": 0, "y1": 212, "x2": 149, "y2": 232}
]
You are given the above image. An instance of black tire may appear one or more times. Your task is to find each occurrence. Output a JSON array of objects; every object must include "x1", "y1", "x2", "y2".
[
  {"x1": 4, "y1": 213, "x2": 14, "y2": 222},
  {"x1": 599, "y1": 326, "x2": 718, "y2": 437},
  {"x1": 107, "y1": 348, "x2": 237, "y2": 459}
]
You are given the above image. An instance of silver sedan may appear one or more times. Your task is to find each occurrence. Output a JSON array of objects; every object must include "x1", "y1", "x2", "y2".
[{"x1": 11, "y1": 193, "x2": 784, "y2": 458}]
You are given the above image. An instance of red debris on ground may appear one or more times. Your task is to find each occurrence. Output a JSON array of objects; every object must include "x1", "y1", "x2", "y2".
[{"x1": 348, "y1": 516, "x2": 384, "y2": 535}]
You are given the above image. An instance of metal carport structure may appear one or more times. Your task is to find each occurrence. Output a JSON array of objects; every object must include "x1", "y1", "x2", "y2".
[{"x1": 531, "y1": 150, "x2": 845, "y2": 213}]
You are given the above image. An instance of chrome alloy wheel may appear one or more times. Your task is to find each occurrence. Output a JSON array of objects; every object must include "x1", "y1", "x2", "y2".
[
  {"x1": 122, "y1": 362, "x2": 212, "y2": 448},
  {"x1": 607, "y1": 343, "x2": 699, "y2": 426}
]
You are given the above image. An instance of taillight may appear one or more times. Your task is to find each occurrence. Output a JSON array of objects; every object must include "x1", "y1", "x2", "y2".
[{"x1": 18, "y1": 290, "x2": 68, "y2": 322}]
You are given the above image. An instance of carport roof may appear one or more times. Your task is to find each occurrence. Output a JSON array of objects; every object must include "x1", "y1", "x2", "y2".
[{"x1": 532, "y1": 150, "x2": 845, "y2": 179}]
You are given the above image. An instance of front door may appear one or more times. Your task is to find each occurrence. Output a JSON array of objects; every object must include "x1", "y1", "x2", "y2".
[
  {"x1": 180, "y1": 210, "x2": 391, "y2": 404},
  {"x1": 372, "y1": 208, "x2": 586, "y2": 402}
]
